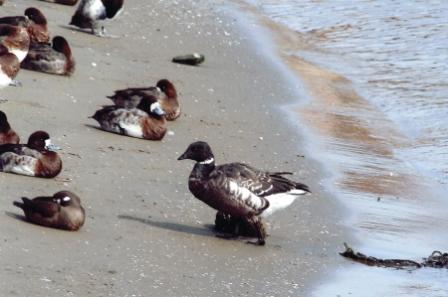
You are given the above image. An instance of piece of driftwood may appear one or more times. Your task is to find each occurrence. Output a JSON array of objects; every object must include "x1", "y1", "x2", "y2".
[
  {"x1": 340, "y1": 243, "x2": 448, "y2": 269},
  {"x1": 172, "y1": 53, "x2": 205, "y2": 66}
]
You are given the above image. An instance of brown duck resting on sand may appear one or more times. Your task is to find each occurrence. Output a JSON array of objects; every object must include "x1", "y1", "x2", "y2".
[
  {"x1": 0, "y1": 44, "x2": 20, "y2": 89},
  {"x1": 21, "y1": 36, "x2": 75, "y2": 76},
  {"x1": 0, "y1": 24, "x2": 30, "y2": 63},
  {"x1": 178, "y1": 141, "x2": 311, "y2": 246},
  {"x1": 0, "y1": 7, "x2": 50, "y2": 44},
  {"x1": 0, "y1": 111, "x2": 20, "y2": 145},
  {"x1": 107, "y1": 79, "x2": 180, "y2": 121},
  {"x1": 91, "y1": 97, "x2": 167, "y2": 140},
  {"x1": 0, "y1": 131, "x2": 62, "y2": 178},
  {"x1": 14, "y1": 190, "x2": 85, "y2": 231}
]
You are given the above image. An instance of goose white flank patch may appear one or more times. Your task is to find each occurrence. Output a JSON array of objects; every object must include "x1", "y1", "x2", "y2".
[
  {"x1": 13, "y1": 190, "x2": 85, "y2": 231},
  {"x1": 107, "y1": 79, "x2": 180, "y2": 121},
  {"x1": 0, "y1": 44, "x2": 20, "y2": 88},
  {"x1": 178, "y1": 141, "x2": 311, "y2": 246},
  {"x1": 0, "y1": 131, "x2": 62, "y2": 178},
  {"x1": 0, "y1": 110, "x2": 20, "y2": 144},
  {"x1": 70, "y1": 0, "x2": 124, "y2": 36},
  {"x1": 21, "y1": 36, "x2": 75, "y2": 76},
  {"x1": 0, "y1": 7, "x2": 50, "y2": 44},
  {"x1": 91, "y1": 97, "x2": 167, "y2": 140},
  {"x1": 0, "y1": 24, "x2": 30, "y2": 63}
]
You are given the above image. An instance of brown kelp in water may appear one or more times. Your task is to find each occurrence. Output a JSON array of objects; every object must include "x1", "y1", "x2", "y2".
[{"x1": 340, "y1": 243, "x2": 448, "y2": 269}]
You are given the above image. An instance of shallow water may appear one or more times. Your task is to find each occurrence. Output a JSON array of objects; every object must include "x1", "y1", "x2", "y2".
[{"x1": 243, "y1": 0, "x2": 448, "y2": 296}]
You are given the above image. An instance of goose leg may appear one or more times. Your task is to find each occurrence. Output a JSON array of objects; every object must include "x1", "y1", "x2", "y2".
[{"x1": 246, "y1": 216, "x2": 266, "y2": 246}]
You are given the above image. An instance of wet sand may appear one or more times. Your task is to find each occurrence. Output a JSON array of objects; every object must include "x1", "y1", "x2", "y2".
[
  {"x1": 235, "y1": 1, "x2": 448, "y2": 296},
  {"x1": 0, "y1": 0, "x2": 344, "y2": 296}
]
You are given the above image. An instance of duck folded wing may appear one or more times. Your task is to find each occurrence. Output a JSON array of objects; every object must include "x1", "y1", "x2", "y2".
[
  {"x1": 0, "y1": 152, "x2": 38, "y2": 175},
  {"x1": 19, "y1": 197, "x2": 60, "y2": 217},
  {"x1": 0, "y1": 143, "x2": 25, "y2": 155}
]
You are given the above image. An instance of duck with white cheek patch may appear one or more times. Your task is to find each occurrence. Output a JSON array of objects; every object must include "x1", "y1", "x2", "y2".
[
  {"x1": 91, "y1": 96, "x2": 167, "y2": 140},
  {"x1": 0, "y1": 131, "x2": 62, "y2": 178},
  {"x1": 13, "y1": 191, "x2": 85, "y2": 231},
  {"x1": 178, "y1": 141, "x2": 311, "y2": 246}
]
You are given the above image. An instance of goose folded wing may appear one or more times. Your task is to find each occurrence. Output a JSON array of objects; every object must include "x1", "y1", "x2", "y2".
[
  {"x1": 218, "y1": 163, "x2": 292, "y2": 197},
  {"x1": 209, "y1": 166, "x2": 269, "y2": 213}
]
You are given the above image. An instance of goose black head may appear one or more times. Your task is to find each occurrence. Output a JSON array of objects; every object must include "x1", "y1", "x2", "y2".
[{"x1": 178, "y1": 141, "x2": 214, "y2": 163}]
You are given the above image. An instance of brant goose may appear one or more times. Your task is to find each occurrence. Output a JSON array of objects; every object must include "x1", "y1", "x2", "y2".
[
  {"x1": 178, "y1": 141, "x2": 311, "y2": 245},
  {"x1": 70, "y1": 0, "x2": 124, "y2": 36},
  {"x1": 39, "y1": 0, "x2": 79, "y2": 5},
  {"x1": 13, "y1": 190, "x2": 85, "y2": 231},
  {"x1": 0, "y1": 44, "x2": 20, "y2": 88},
  {"x1": 91, "y1": 98, "x2": 167, "y2": 140},
  {"x1": 0, "y1": 7, "x2": 50, "y2": 44},
  {"x1": 0, "y1": 24, "x2": 30, "y2": 63},
  {"x1": 0, "y1": 111, "x2": 19, "y2": 144},
  {"x1": 0, "y1": 131, "x2": 62, "y2": 178},
  {"x1": 107, "y1": 79, "x2": 180, "y2": 121},
  {"x1": 21, "y1": 36, "x2": 75, "y2": 76}
]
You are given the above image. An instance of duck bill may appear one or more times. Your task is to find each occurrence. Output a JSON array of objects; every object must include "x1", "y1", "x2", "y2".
[
  {"x1": 45, "y1": 139, "x2": 61, "y2": 151},
  {"x1": 153, "y1": 106, "x2": 165, "y2": 116}
]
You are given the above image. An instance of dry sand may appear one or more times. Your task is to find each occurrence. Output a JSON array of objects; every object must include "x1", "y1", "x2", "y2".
[{"x1": 0, "y1": 1, "x2": 345, "y2": 296}]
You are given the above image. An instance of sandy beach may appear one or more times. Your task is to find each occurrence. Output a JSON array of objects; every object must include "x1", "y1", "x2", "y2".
[{"x1": 0, "y1": 0, "x2": 346, "y2": 296}]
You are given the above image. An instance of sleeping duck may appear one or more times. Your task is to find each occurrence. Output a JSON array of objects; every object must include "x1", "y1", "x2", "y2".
[
  {"x1": 0, "y1": 130, "x2": 62, "y2": 178},
  {"x1": 0, "y1": 7, "x2": 50, "y2": 44},
  {"x1": 70, "y1": 0, "x2": 124, "y2": 36},
  {"x1": 107, "y1": 79, "x2": 180, "y2": 121},
  {"x1": 178, "y1": 141, "x2": 311, "y2": 245},
  {"x1": 0, "y1": 110, "x2": 20, "y2": 144},
  {"x1": 91, "y1": 97, "x2": 167, "y2": 140},
  {"x1": 0, "y1": 24, "x2": 30, "y2": 63},
  {"x1": 0, "y1": 44, "x2": 20, "y2": 88},
  {"x1": 13, "y1": 190, "x2": 85, "y2": 231},
  {"x1": 21, "y1": 36, "x2": 75, "y2": 76}
]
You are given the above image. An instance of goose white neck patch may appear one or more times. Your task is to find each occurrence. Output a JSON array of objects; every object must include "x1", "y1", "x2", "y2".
[{"x1": 199, "y1": 158, "x2": 214, "y2": 165}]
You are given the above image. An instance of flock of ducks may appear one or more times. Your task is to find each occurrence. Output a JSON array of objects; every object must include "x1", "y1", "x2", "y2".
[{"x1": 0, "y1": 0, "x2": 311, "y2": 246}]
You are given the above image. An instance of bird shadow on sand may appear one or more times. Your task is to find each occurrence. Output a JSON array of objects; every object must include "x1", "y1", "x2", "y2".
[
  {"x1": 118, "y1": 214, "x2": 216, "y2": 238},
  {"x1": 5, "y1": 211, "x2": 26, "y2": 222}
]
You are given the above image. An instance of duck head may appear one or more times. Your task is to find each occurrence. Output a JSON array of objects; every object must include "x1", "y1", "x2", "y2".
[{"x1": 27, "y1": 131, "x2": 60, "y2": 151}]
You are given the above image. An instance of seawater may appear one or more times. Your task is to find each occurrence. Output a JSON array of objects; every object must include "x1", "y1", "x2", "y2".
[{"x1": 243, "y1": 0, "x2": 448, "y2": 296}]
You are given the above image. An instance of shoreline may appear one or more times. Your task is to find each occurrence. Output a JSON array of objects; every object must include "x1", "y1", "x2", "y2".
[
  {"x1": 236, "y1": 1, "x2": 448, "y2": 296},
  {"x1": 1, "y1": 0, "x2": 344, "y2": 296}
]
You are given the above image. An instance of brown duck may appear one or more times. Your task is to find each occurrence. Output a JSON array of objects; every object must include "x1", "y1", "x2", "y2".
[{"x1": 14, "y1": 190, "x2": 85, "y2": 231}]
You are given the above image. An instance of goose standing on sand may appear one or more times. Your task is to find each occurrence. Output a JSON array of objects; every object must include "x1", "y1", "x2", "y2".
[
  {"x1": 91, "y1": 97, "x2": 167, "y2": 140},
  {"x1": 0, "y1": 111, "x2": 19, "y2": 144},
  {"x1": 0, "y1": 131, "x2": 62, "y2": 178},
  {"x1": 13, "y1": 190, "x2": 85, "y2": 231},
  {"x1": 70, "y1": 0, "x2": 124, "y2": 36},
  {"x1": 107, "y1": 79, "x2": 180, "y2": 121},
  {"x1": 0, "y1": 44, "x2": 20, "y2": 88},
  {"x1": 0, "y1": 7, "x2": 50, "y2": 44},
  {"x1": 21, "y1": 36, "x2": 75, "y2": 76},
  {"x1": 178, "y1": 141, "x2": 311, "y2": 246}
]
